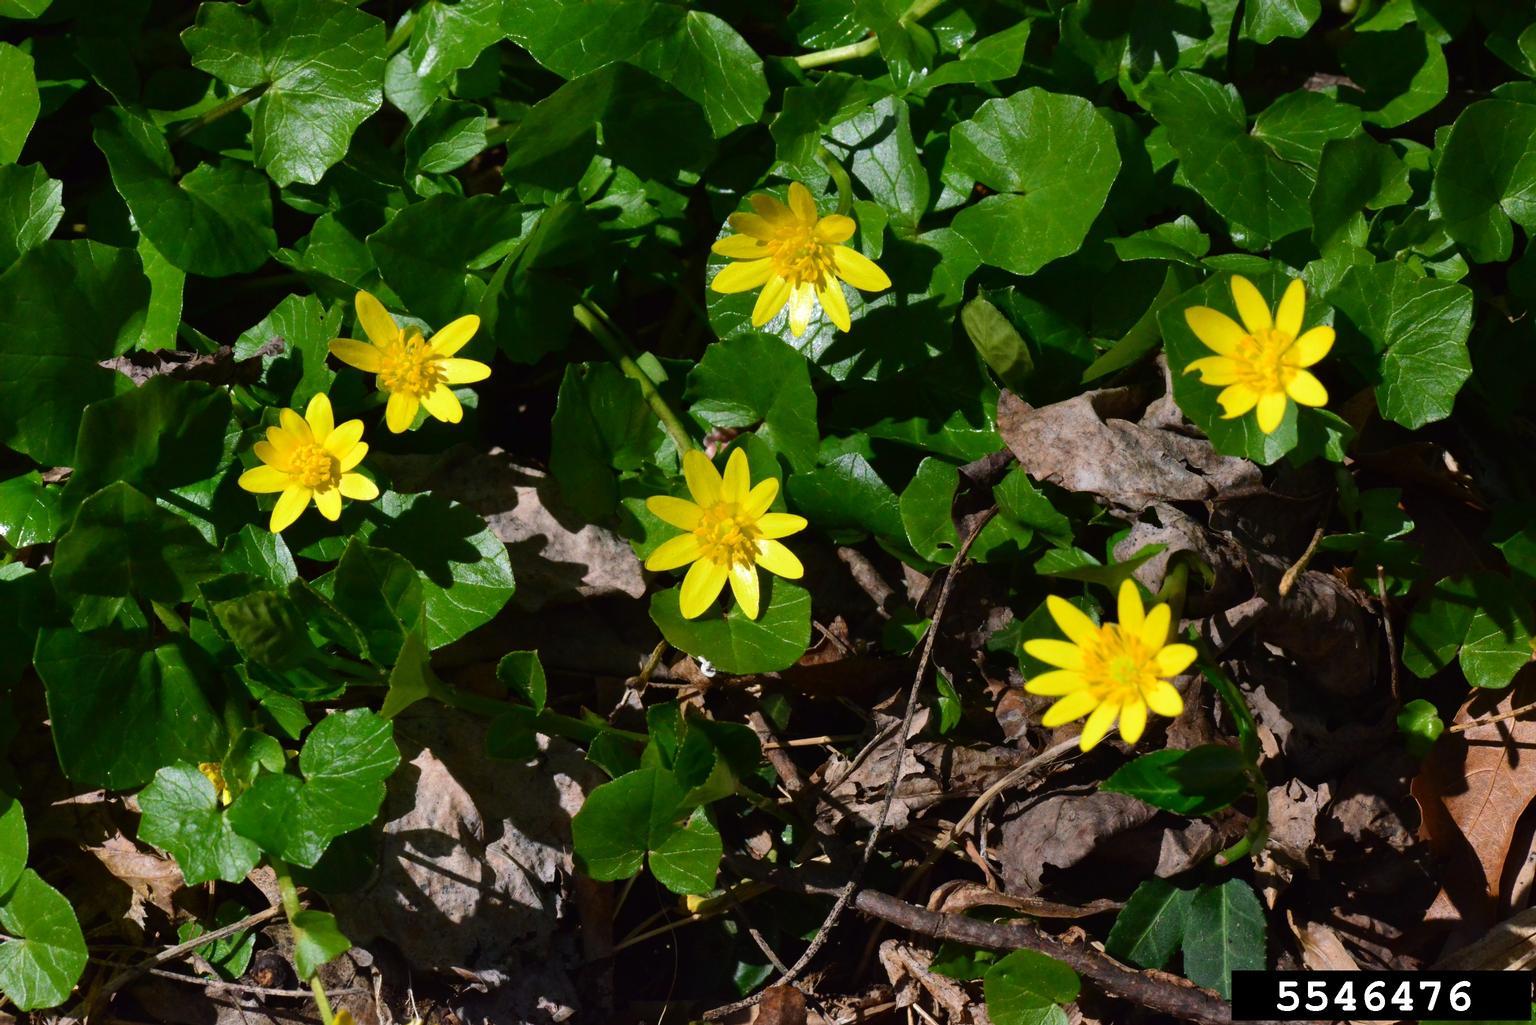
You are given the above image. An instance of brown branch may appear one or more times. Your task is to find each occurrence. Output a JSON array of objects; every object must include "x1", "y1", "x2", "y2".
[
  {"x1": 96, "y1": 903, "x2": 286, "y2": 1002},
  {"x1": 1448, "y1": 697, "x2": 1536, "y2": 734}
]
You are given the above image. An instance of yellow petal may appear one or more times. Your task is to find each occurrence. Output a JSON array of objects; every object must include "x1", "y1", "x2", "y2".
[
  {"x1": 1144, "y1": 680, "x2": 1185, "y2": 717},
  {"x1": 314, "y1": 487, "x2": 342, "y2": 521},
  {"x1": 646, "y1": 533, "x2": 704, "y2": 571},
  {"x1": 756, "y1": 512, "x2": 806, "y2": 540},
  {"x1": 305, "y1": 392, "x2": 334, "y2": 439},
  {"x1": 817, "y1": 279, "x2": 851, "y2": 332},
  {"x1": 1229, "y1": 275, "x2": 1272, "y2": 334},
  {"x1": 270, "y1": 486, "x2": 311, "y2": 533},
  {"x1": 429, "y1": 315, "x2": 480, "y2": 356},
  {"x1": 1274, "y1": 278, "x2": 1305, "y2": 338},
  {"x1": 787, "y1": 282, "x2": 817, "y2": 337},
  {"x1": 752, "y1": 275, "x2": 793, "y2": 327},
  {"x1": 755, "y1": 539, "x2": 803, "y2": 578},
  {"x1": 832, "y1": 246, "x2": 891, "y2": 292},
  {"x1": 814, "y1": 214, "x2": 856, "y2": 243},
  {"x1": 339, "y1": 473, "x2": 379, "y2": 501},
  {"x1": 1155, "y1": 643, "x2": 1198, "y2": 677},
  {"x1": 329, "y1": 338, "x2": 384, "y2": 373},
  {"x1": 239, "y1": 465, "x2": 290, "y2": 494},
  {"x1": 1286, "y1": 370, "x2": 1328, "y2": 407},
  {"x1": 743, "y1": 478, "x2": 779, "y2": 518},
  {"x1": 712, "y1": 235, "x2": 770, "y2": 259},
  {"x1": 438, "y1": 358, "x2": 491, "y2": 386},
  {"x1": 1042, "y1": 690, "x2": 1099, "y2": 727},
  {"x1": 1256, "y1": 391, "x2": 1287, "y2": 434},
  {"x1": 787, "y1": 181, "x2": 819, "y2": 222},
  {"x1": 1217, "y1": 384, "x2": 1260, "y2": 419},
  {"x1": 1119, "y1": 700, "x2": 1147, "y2": 744},
  {"x1": 679, "y1": 558, "x2": 729, "y2": 618},
  {"x1": 355, "y1": 290, "x2": 399, "y2": 348},
  {"x1": 1184, "y1": 356, "x2": 1241, "y2": 385},
  {"x1": 682, "y1": 449, "x2": 722, "y2": 505},
  {"x1": 266, "y1": 425, "x2": 299, "y2": 453},
  {"x1": 324, "y1": 419, "x2": 364, "y2": 458},
  {"x1": 1117, "y1": 580, "x2": 1145, "y2": 636},
  {"x1": 1079, "y1": 700, "x2": 1121, "y2": 751},
  {"x1": 339, "y1": 441, "x2": 367, "y2": 472},
  {"x1": 251, "y1": 440, "x2": 284, "y2": 468},
  {"x1": 1023, "y1": 638, "x2": 1085, "y2": 671},
  {"x1": 711, "y1": 259, "x2": 775, "y2": 294},
  {"x1": 729, "y1": 563, "x2": 761, "y2": 619},
  {"x1": 749, "y1": 193, "x2": 793, "y2": 224},
  {"x1": 1289, "y1": 326, "x2": 1334, "y2": 367},
  {"x1": 1023, "y1": 669, "x2": 1086, "y2": 697},
  {"x1": 1045, "y1": 595, "x2": 1099, "y2": 648},
  {"x1": 279, "y1": 407, "x2": 311, "y2": 442},
  {"x1": 1140, "y1": 603, "x2": 1171, "y2": 649},
  {"x1": 722, "y1": 448, "x2": 751, "y2": 504},
  {"x1": 727, "y1": 211, "x2": 775, "y2": 239},
  {"x1": 385, "y1": 392, "x2": 419, "y2": 433},
  {"x1": 646, "y1": 496, "x2": 703, "y2": 530},
  {"x1": 1183, "y1": 306, "x2": 1248, "y2": 357},
  {"x1": 421, "y1": 384, "x2": 464, "y2": 424}
]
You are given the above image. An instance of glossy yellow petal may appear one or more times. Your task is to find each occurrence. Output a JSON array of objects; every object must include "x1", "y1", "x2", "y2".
[
  {"x1": 682, "y1": 449, "x2": 722, "y2": 505},
  {"x1": 722, "y1": 448, "x2": 751, "y2": 504},
  {"x1": 1229, "y1": 275, "x2": 1272, "y2": 334},
  {"x1": 1184, "y1": 356, "x2": 1241, "y2": 385},
  {"x1": 756, "y1": 512, "x2": 807, "y2": 540},
  {"x1": 1183, "y1": 306, "x2": 1248, "y2": 357},
  {"x1": 421, "y1": 384, "x2": 464, "y2": 424},
  {"x1": 646, "y1": 533, "x2": 704, "y2": 571},
  {"x1": 1046, "y1": 595, "x2": 1100, "y2": 648},
  {"x1": 1117, "y1": 579, "x2": 1145, "y2": 636},
  {"x1": 1140, "y1": 603, "x2": 1171, "y2": 649},
  {"x1": 279, "y1": 407, "x2": 311, "y2": 442},
  {"x1": 270, "y1": 486, "x2": 311, "y2": 533},
  {"x1": 755, "y1": 539, "x2": 803, "y2": 578},
  {"x1": 752, "y1": 275, "x2": 793, "y2": 327},
  {"x1": 1274, "y1": 278, "x2": 1305, "y2": 338},
  {"x1": 339, "y1": 473, "x2": 379, "y2": 501},
  {"x1": 266, "y1": 425, "x2": 299, "y2": 453},
  {"x1": 1256, "y1": 391, "x2": 1287, "y2": 434},
  {"x1": 1216, "y1": 383, "x2": 1260, "y2": 419},
  {"x1": 305, "y1": 392, "x2": 334, "y2": 439},
  {"x1": 679, "y1": 558, "x2": 729, "y2": 618},
  {"x1": 815, "y1": 214, "x2": 856, "y2": 243},
  {"x1": 1286, "y1": 370, "x2": 1328, "y2": 407},
  {"x1": 832, "y1": 246, "x2": 891, "y2": 291},
  {"x1": 749, "y1": 193, "x2": 793, "y2": 224},
  {"x1": 727, "y1": 211, "x2": 775, "y2": 239},
  {"x1": 1155, "y1": 643, "x2": 1198, "y2": 677},
  {"x1": 729, "y1": 563, "x2": 761, "y2": 619},
  {"x1": 786, "y1": 282, "x2": 817, "y2": 337},
  {"x1": 429, "y1": 314, "x2": 480, "y2": 356},
  {"x1": 743, "y1": 478, "x2": 779, "y2": 518},
  {"x1": 1023, "y1": 638, "x2": 1085, "y2": 671},
  {"x1": 817, "y1": 279, "x2": 851, "y2": 332},
  {"x1": 787, "y1": 181, "x2": 819, "y2": 223},
  {"x1": 239, "y1": 465, "x2": 289, "y2": 494},
  {"x1": 1144, "y1": 680, "x2": 1185, "y2": 717},
  {"x1": 646, "y1": 496, "x2": 703, "y2": 530},
  {"x1": 385, "y1": 392, "x2": 419, "y2": 433},
  {"x1": 324, "y1": 419, "x2": 364, "y2": 458},
  {"x1": 355, "y1": 290, "x2": 400, "y2": 348},
  {"x1": 1079, "y1": 700, "x2": 1120, "y2": 751},
  {"x1": 1023, "y1": 670, "x2": 1086, "y2": 697},
  {"x1": 712, "y1": 234, "x2": 771, "y2": 259},
  {"x1": 711, "y1": 259, "x2": 775, "y2": 294},
  {"x1": 339, "y1": 441, "x2": 367, "y2": 472},
  {"x1": 439, "y1": 358, "x2": 491, "y2": 385},
  {"x1": 329, "y1": 338, "x2": 384, "y2": 373},
  {"x1": 1118, "y1": 699, "x2": 1147, "y2": 744},
  {"x1": 1289, "y1": 326, "x2": 1334, "y2": 367},
  {"x1": 1041, "y1": 690, "x2": 1099, "y2": 727},
  {"x1": 314, "y1": 487, "x2": 342, "y2": 521},
  {"x1": 251, "y1": 440, "x2": 284, "y2": 468}
]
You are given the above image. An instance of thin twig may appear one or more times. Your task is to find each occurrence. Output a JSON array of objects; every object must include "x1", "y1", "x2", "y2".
[
  {"x1": 1278, "y1": 521, "x2": 1326, "y2": 598},
  {"x1": 1378, "y1": 564, "x2": 1401, "y2": 702},
  {"x1": 702, "y1": 508, "x2": 1000, "y2": 1021},
  {"x1": 97, "y1": 904, "x2": 286, "y2": 1001},
  {"x1": 1448, "y1": 697, "x2": 1536, "y2": 734},
  {"x1": 140, "y1": 967, "x2": 366, "y2": 1000}
]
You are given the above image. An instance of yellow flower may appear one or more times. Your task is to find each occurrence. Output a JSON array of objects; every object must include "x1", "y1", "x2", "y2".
[
  {"x1": 710, "y1": 182, "x2": 892, "y2": 337},
  {"x1": 197, "y1": 762, "x2": 233, "y2": 806},
  {"x1": 644, "y1": 449, "x2": 808, "y2": 620},
  {"x1": 328, "y1": 290, "x2": 490, "y2": 433},
  {"x1": 1183, "y1": 275, "x2": 1334, "y2": 434},
  {"x1": 1023, "y1": 580, "x2": 1196, "y2": 751},
  {"x1": 237, "y1": 392, "x2": 378, "y2": 533}
]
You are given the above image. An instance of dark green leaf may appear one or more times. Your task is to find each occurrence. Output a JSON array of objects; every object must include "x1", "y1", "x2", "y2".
[
  {"x1": 1105, "y1": 878, "x2": 1195, "y2": 969},
  {"x1": 0, "y1": 163, "x2": 61, "y2": 272},
  {"x1": 1102, "y1": 745, "x2": 1249, "y2": 815},
  {"x1": 52, "y1": 483, "x2": 221, "y2": 603},
  {"x1": 1182, "y1": 879, "x2": 1266, "y2": 998},
  {"x1": 0, "y1": 43, "x2": 38, "y2": 165},
  {"x1": 1433, "y1": 100, "x2": 1536, "y2": 263},
  {"x1": 137, "y1": 764, "x2": 260, "y2": 885},
  {"x1": 0, "y1": 472, "x2": 61, "y2": 548},
  {"x1": 686, "y1": 334, "x2": 819, "y2": 472}
]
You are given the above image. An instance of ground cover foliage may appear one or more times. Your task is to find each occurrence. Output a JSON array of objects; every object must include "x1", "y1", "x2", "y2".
[{"x1": 4, "y1": 0, "x2": 1536, "y2": 1022}]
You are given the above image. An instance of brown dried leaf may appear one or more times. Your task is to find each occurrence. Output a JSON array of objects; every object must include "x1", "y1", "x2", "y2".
[
  {"x1": 1285, "y1": 910, "x2": 1360, "y2": 971},
  {"x1": 753, "y1": 985, "x2": 808, "y2": 1025}
]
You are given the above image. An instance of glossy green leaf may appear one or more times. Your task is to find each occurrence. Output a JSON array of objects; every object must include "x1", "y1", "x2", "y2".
[
  {"x1": 1242, "y1": 0, "x2": 1319, "y2": 43},
  {"x1": 899, "y1": 457, "x2": 959, "y2": 564},
  {"x1": 571, "y1": 765, "x2": 721, "y2": 894},
  {"x1": 68, "y1": 377, "x2": 234, "y2": 500},
  {"x1": 686, "y1": 334, "x2": 819, "y2": 472},
  {"x1": 1310, "y1": 136, "x2": 1412, "y2": 251},
  {"x1": 0, "y1": 791, "x2": 24, "y2": 897},
  {"x1": 0, "y1": 43, "x2": 38, "y2": 165},
  {"x1": 983, "y1": 949, "x2": 1080, "y2": 1025},
  {"x1": 1433, "y1": 100, "x2": 1536, "y2": 263},
  {"x1": 551, "y1": 361, "x2": 667, "y2": 522},
  {"x1": 496, "y1": 649, "x2": 547, "y2": 713},
  {"x1": 1102, "y1": 745, "x2": 1248, "y2": 815},
  {"x1": 0, "y1": 163, "x2": 61, "y2": 272},
  {"x1": 0, "y1": 870, "x2": 87, "y2": 1011},
  {"x1": 649, "y1": 579, "x2": 811, "y2": 675},
  {"x1": 0, "y1": 472, "x2": 61, "y2": 548},
  {"x1": 137, "y1": 764, "x2": 260, "y2": 885},
  {"x1": 290, "y1": 909, "x2": 350, "y2": 979},
  {"x1": 52, "y1": 483, "x2": 221, "y2": 603},
  {"x1": 1106, "y1": 879, "x2": 1196, "y2": 970}
]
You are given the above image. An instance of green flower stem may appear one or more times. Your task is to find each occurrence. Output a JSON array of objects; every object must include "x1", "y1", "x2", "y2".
[
  {"x1": 572, "y1": 301, "x2": 696, "y2": 454},
  {"x1": 483, "y1": 121, "x2": 518, "y2": 148},
  {"x1": 316, "y1": 650, "x2": 384, "y2": 682},
  {"x1": 270, "y1": 856, "x2": 335, "y2": 1025},
  {"x1": 1155, "y1": 560, "x2": 1190, "y2": 640},
  {"x1": 819, "y1": 148, "x2": 854, "y2": 216},
  {"x1": 793, "y1": 0, "x2": 946, "y2": 68},
  {"x1": 168, "y1": 84, "x2": 268, "y2": 145},
  {"x1": 384, "y1": 10, "x2": 418, "y2": 57},
  {"x1": 1197, "y1": 654, "x2": 1270, "y2": 866}
]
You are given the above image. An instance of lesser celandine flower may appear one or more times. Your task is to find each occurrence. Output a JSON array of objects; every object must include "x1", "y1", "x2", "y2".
[
  {"x1": 237, "y1": 393, "x2": 378, "y2": 533},
  {"x1": 710, "y1": 182, "x2": 891, "y2": 337},
  {"x1": 644, "y1": 449, "x2": 808, "y2": 620},
  {"x1": 329, "y1": 290, "x2": 491, "y2": 433},
  {"x1": 1183, "y1": 275, "x2": 1334, "y2": 434},
  {"x1": 198, "y1": 762, "x2": 233, "y2": 806},
  {"x1": 1023, "y1": 580, "x2": 1196, "y2": 751}
]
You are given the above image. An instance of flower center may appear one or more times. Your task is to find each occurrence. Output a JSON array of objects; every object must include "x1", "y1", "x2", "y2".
[
  {"x1": 1232, "y1": 327, "x2": 1297, "y2": 392},
  {"x1": 768, "y1": 227, "x2": 835, "y2": 288},
  {"x1": 694, "y1": 501, "x2": 761, "y2": 568},
  {"x1": 378, "y1": 332, "x2": 444, "y2": 398},
  {"x1": 290, "y1": 442, "x2": 339, "y2": 491},
  {"x1": 1080, "y1": 625, "x2": 1161, "y2": 703}
]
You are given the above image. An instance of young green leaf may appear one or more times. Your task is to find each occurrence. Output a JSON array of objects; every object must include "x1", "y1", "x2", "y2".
[
  {"x1": 982, "y1": 949, "x2": 1080, "y2": 1025},
  {"x1": 1105, "y1": 878, "x2": 1195, "y2": 970}
]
